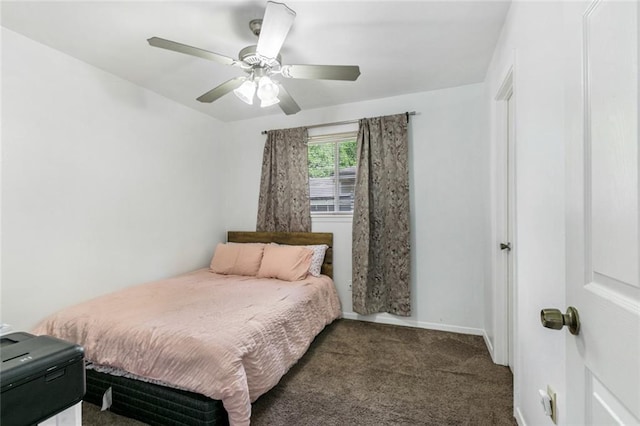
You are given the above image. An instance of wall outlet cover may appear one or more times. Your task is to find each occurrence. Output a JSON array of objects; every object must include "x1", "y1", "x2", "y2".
[{"x1": 547, "y1": 385, "x2": 557, "y2": 424}]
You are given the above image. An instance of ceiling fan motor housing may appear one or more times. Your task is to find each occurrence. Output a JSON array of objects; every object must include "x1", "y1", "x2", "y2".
[{"x1": 238, "y1": 45, "x2": 281, "y2": 69}]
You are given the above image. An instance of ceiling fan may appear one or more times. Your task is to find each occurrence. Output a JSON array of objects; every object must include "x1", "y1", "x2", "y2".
[{"x1": 147, "y1": 1, "x2": 361, "y2": 115}]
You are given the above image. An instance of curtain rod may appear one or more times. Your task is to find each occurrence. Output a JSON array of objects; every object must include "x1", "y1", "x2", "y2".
[{"x1": 260, "y1": 111, "x2": 417, "y2": 135}]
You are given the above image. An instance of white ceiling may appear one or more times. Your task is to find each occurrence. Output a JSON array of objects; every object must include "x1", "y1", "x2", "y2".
[{"x1": 1, "y1": 1, "x2": 511, "y2": 122}]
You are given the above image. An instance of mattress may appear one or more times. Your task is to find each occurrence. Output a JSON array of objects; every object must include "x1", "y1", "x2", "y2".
[
  {"x1": 34, "y1": 269, "x2": 341, "y2": 426},
  {"x1": 84, "y1": 369, "x2": 228, "y2": 426}
]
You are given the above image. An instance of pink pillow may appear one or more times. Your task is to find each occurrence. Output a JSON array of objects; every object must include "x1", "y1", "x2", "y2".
[
  {"x1": 257, "y1": 244, "x2": 314, "y2": 281},
  {"x1": 210, "y1": 243, "x2": 265, "y2": 276},
  {"x1": 270, "y1": 243, "x2": 328, "y2": 277}
]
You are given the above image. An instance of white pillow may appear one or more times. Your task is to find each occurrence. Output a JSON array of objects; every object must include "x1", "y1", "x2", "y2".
[{"x1": 305, "y1": 244, "x2": 329, "y2": 277}]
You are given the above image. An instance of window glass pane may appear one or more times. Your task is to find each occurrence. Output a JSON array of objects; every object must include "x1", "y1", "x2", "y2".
[
  {"x1": 308, "y1": 135, "x2": 357, "y2": 215},
  {"x1": 338, "y1": 140, "x2": 357, "y2": 212},
  {"x1": 308, "y1": 143, "x2": 336, "y2": 213}
]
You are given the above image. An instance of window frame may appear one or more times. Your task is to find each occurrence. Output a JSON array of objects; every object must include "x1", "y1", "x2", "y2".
[{"x1": 307, "y1": 131, "x2": 358, "y2": 217}]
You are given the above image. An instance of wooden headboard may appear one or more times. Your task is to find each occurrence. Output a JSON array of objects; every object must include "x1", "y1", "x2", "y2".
[{"x1": 227, "y1": 231, "x2": 333, "y2": 278}]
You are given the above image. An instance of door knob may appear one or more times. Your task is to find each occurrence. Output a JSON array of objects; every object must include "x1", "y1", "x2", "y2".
[
  {"x1": 500, "y1": 242, "x2": 511, "y2": 251},
  {"x1": 540, "y1": 306, "x2": 580, "y2": 335}
]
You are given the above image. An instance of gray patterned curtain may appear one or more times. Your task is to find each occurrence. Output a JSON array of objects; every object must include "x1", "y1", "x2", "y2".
[
  {"x1": 352, "y1": 114, "x2": 411, "y2": 316},
  {"x1": 256, "y1": 127, "x2": 311, "y2": 232}
]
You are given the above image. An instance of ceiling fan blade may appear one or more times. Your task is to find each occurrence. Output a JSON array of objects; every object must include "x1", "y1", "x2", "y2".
[
  {"x1": 281, "y1": 64, "x2": 361, "y2": 81},
  {"x1": 196, "y1": 77, "x2": 245, "y2": 103},
  {"x1": 275, "y1": 83, "x2": 301, "y2": 115},
  {"x1": 256, "y1": 1, "x2": 296, "y2": 60},
  {"x1": 148, "y1": 37, "x2": 239, "y2": 67}
]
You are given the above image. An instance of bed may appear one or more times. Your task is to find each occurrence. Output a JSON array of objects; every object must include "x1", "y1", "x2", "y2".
[{"x1": 33, "y1": 231, "x2": 340, "y2": 426}]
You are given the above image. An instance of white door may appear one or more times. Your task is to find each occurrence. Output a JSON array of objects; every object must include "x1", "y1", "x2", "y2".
[
  {"x1": 564, "y1": 0, "x2": 640, "y2": 424},
  {"x1": 494, "y1": 70, "x2": 515, "y2": 370}
]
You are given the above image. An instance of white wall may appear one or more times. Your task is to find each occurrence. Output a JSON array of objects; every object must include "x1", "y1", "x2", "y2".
[
  {"x1": 224, "y1": 84, "x2": 489, "y2": 334},
  {"x1": 1, "y1": 29, "x2": 229, "y2": 331},
  {"x1": 1, "y1": 28, "x2": 490, "y2": 337},
  {"x1": 484, "y1": 2, "x2": 567, "y2": 424}
]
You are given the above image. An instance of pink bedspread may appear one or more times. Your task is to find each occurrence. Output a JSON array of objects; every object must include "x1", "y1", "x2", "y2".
[{"x1": 33, "y1": 269, "x2": 341, "y2": 425}]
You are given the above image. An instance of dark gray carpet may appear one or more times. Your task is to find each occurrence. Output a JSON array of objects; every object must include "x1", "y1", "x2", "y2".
[{"x1": 83, "y1": 319, "x2": 515, "y2": 425}]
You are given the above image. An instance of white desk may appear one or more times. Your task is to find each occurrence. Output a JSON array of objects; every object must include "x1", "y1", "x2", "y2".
[{"x1": 38, "y1": 402, "x2": 82, "y2": 426}]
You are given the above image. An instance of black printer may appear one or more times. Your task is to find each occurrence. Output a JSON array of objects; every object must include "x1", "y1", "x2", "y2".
[{"x1": 0, "y1": 332, "x2": 85, "y2": 426}]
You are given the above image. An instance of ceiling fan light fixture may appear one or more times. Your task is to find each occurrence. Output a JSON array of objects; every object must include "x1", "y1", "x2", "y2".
[
  {"x1": 233, "y1": 79, "x2": 256, "y2": 105},
  {"x1": 257, "y1": 76, "x2": 280, "y2": 107}
]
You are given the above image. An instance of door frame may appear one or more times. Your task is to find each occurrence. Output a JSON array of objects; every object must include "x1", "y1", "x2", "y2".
[
  {"x1": 489, "y1": 64, "x2": 521, "y2": 418},
  {"x1": 491, "y1": 65, "x2": 517, "y2": 367}
]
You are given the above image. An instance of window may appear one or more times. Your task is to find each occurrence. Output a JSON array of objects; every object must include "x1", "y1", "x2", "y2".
[{"x1": 308, "y1": 132, "x2": 358, "y2": 214}]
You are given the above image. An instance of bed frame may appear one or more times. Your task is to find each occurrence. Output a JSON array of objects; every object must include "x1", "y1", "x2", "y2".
[{"x1": 84, "y1": 231, "x2": 333, "y2": 426}]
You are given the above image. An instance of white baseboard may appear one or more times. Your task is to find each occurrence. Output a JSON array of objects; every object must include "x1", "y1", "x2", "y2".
[
  {"x1": 483, "y1": 329, "x2": 495, "y2": 361},
  {"x1": 514, "y1": 406, "x2": 526, "y2": 426},
  {"x1": 341, "y1": 312, "x2": 484, "y2": 336}
]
